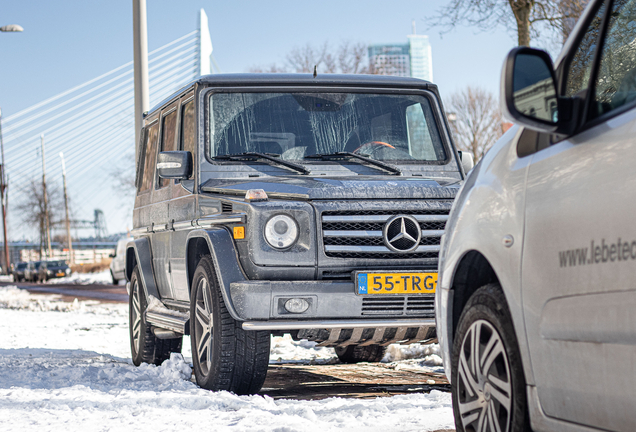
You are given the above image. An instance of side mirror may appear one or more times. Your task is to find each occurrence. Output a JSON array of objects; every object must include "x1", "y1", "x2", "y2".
[
  {"x1": 157, "y1": 151, "x2": 192, "y2": 180},
  {"x1": 502, "y1": 47, "x2": 561, "y2": 133},
  {"x1": 458, "y1": 151, "x2": 474, "y2": 174},
  {"x1": 108, "y1": 253, "x2": 115, "y2": 258}
]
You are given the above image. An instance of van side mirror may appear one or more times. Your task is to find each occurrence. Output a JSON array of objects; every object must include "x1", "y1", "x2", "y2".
[
  {"x1": 157, "y1": 151, "x2": 192, "y2": 180},
  {"x1": 458, "y1": 151, "x2": 474, "y2": 174},
  {"x1": 502, "y1": 47, "x2": 563, "y2": 133}
]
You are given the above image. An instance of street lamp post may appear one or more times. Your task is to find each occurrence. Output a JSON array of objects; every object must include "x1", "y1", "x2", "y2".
[
  {"x1": 0, "y1": 23, "x2": 23, "y2": 274},
  {"x1": 0, "y1": 110, "x2": 10, "y2": 274}
]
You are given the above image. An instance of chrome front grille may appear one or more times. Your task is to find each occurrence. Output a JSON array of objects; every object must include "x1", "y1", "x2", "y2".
[
  {"x1": 361, "y1": 295, "x2": 435, "y2": 317},
  {"x1": 321, "y1": 207, "x2": 451, "y2": 260}
]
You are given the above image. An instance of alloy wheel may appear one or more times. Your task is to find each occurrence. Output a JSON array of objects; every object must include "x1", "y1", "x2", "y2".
[
  {"x1": 131, "y1": 279, "x2": 141, "y2": 354},
  {"x1": 194, "y1": 277, "x2": 213, "y2": 375},
  {"x1": 457, "y1": 319, "x2": 512, "y2": 432}
]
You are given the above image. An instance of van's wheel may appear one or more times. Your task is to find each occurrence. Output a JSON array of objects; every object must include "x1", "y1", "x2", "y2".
[
  {"x1": 451, "y1": 283, "x2": 529, "y2": 432},
  {"x1": 335, "y1": 344, "x2": 387, "y2": 363},
  {"x1": 190, "y1": 255, "x2": 270, "y2": 395},
  {"x1": 129, "y1": 266, "x2": 182, "y2": 366}
]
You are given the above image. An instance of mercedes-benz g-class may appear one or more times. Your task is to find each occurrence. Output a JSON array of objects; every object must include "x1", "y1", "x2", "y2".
[{"x1": 126, "y1": 74, "x2": 468, "y2": 395}]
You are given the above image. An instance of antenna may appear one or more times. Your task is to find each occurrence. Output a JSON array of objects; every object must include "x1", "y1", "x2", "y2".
[{"x1": 313, "y1": 65, "x2": 317, "y2": 78}]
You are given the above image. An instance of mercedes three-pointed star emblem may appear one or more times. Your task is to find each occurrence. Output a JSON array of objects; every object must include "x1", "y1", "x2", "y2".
[{"x1": 383, "y1": 215, "x2": 421, "y2": 253}]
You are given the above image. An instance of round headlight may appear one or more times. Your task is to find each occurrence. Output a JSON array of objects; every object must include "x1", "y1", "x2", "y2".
[{"x1": 264, "y1": 215, "x2": 298, "y2": 249}]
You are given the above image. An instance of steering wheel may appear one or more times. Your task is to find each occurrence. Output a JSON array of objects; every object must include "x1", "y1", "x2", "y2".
[{"x1": 352, "y1": 141, "x2": 395, "y2": 154}]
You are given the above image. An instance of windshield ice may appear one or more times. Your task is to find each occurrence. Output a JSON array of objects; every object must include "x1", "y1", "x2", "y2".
[{"x1": 209, "y1": 92, "x2": 447, "y2": 162}]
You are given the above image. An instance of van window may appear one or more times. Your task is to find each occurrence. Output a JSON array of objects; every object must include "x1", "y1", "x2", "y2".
[
  {"x1": 591, "y1": 0, "x2": 636, "y2": 118},
  {"x1": 158, "y1": 109, "x2": 178, "y2": 188},
  {"x1": 564, "y1": 3, "x2": 606, "y2": 98},
  {"x1": 139, "y1": 122, "x2": 159, "y2": 192},
  {"x1": 180, "y1": 99, "x2": 195, "y2": 178}
]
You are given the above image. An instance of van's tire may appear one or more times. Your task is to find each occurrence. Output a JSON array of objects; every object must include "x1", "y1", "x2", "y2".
[
  {"x1": 190, "y1": 255, "x2": 270, "y2": 395},
  {"x1": 335, "y1": 344, "x2": 387, "y2": 363},
  {"x1": 129, "y1": 266, "x2": 182, "y2": 366},
  {"x1": 451, "y1": 283, "x2": 529, "y2": 432}
]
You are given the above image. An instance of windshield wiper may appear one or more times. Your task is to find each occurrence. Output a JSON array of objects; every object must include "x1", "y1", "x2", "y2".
[
  {"x1": 213, "y1": 152, "x2": 311, "y2": 175},
  {"x1": 304, "y1": 152, "x2": 401, "y2": 176}
]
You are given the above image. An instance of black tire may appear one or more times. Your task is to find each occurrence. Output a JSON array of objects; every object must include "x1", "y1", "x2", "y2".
[
  {"x1": 451, "y1": 283, "x2": 529, "y2": 432},
  {"x1": 129, "y1": 266, "x2": 182, "y2": 366},
  {"x1": 190, "y1": 255, "x2": 270, "y2": 395},
  {"x1": 335, "y1": 344, "x2": 387, "y2": 363},
  {"x1": 111, "y1": 269, "x2": 119, "y2": 285}
]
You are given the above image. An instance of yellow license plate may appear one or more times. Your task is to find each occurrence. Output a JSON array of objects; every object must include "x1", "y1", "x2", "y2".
[
  {"x1": 56, "y1": 272, "x2": 65, "y2": 277},
  {"x1": 356, "y1": 271, "x2": 437, "y2": 295}
]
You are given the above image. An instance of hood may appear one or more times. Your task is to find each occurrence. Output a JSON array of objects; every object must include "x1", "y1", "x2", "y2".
[{"x1": 201, "y1": 175, "x2": 461, "y2": 200}]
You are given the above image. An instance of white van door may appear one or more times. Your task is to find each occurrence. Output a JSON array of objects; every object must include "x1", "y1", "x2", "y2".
[{"x1": 521, "y1": 1, "x2": 636, "y2": 428}]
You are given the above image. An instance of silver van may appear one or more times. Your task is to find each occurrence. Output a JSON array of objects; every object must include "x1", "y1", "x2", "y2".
[{"x1": 437, "y1": 0, "x2": 636, "y2": 430}]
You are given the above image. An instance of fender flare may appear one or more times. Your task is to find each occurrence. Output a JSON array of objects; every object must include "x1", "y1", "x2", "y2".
[
  {"x1": 125, "y1": 237, "x2": 160, "y2": 302},
  {"x1": 186, "y1": 228, "x2": 246, "y2": 321}
]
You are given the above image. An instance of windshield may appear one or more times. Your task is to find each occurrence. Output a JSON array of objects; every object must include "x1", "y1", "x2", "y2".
[
  {"x1": 209, "y1": 92, "x2": 447, "y2": 163},
  {"x1": 16, "y1": 263, "x2": 26, "y2": 269},
  {"x1": 47, "y1": 261, "x2": 66, "y2": 267}
]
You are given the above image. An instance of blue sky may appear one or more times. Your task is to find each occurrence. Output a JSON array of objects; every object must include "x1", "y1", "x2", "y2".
[
  {"x1": 0, "y1": 0, "x2": 519, "y2": 116},
  {"x1": 0, "y1": 0, "x2": 521, "y2": 237}
]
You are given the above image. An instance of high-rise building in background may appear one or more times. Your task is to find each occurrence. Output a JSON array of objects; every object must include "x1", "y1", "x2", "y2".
[{"x1": 368, "y1": 22, "x2": 433, "y2": 82}]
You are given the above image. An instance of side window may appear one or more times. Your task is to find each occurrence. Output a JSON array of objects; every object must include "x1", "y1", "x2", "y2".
[
  {"x1": 564, "y1": 2, "x2": 607, "y2": 98},
  {"x1": 139, "y1": 122, "x2": 159, "y2": 193},
  {"x1": 591, "y1": 0, "x2": 636, "y2": 118},
  {"x1": 158, "y1": 109, "x2": 178, "y2": 188},
  {"x1": 180, "y1": 99, "x2": 195, "y2": 179}
]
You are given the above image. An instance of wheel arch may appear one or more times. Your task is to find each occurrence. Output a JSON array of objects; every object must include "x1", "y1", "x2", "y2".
[
  {"x1": 124, "y1": 237, "x2": 160, "y2": 300},
  {"x1": 185, "y1": 228, "x2": 246, "y2": 321},
  {"x1": 450, "y1": 250, "x2": 500, "y2": 337}
]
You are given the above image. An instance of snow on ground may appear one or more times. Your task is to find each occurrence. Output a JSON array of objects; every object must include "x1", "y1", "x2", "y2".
[
  {"x1": 47, "y1": 268, "x2": 114, "y2": 285},
  {"x1": 0, "y1": 286, "x2": 454, "y2": 432}
]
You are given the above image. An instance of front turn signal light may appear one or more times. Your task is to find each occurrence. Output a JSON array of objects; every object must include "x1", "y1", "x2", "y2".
[{"x1": 245, "y1": 189, "x2": 268, "y2": 202}]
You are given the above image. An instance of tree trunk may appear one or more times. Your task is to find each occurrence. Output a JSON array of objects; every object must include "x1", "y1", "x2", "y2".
[{"x1": 510, "y1": 0, "x2": 534, "y2": 46}]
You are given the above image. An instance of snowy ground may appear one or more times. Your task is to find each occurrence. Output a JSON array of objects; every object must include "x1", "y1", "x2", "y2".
[
  {"x1": 47, "y1": 269, "x2": 115, "y2": 285},
  {"x1": 0, "y1": 286, "x2": 453, "y2": 432}
]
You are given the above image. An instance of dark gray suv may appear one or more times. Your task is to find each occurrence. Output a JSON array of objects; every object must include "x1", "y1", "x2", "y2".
[{"x1": 126, "y1": 74, "x2": 467, "y2": 394}]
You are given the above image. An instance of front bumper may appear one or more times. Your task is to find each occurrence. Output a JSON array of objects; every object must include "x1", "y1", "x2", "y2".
[
  {"x1": 229, "y1": 279, "x2": 437, "y2": 346},
  {"x1": 230, "y1": 279, "x2": 436, "y2": 320}
]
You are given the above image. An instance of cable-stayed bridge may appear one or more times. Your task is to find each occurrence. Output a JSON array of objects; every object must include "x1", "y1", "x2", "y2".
[{"x1": 1, "y1": 10, "x2": 216, "y2": 241}]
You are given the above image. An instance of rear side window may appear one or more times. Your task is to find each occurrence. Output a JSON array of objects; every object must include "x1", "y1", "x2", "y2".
[
  {"x1": 158, "y1": 110, "x2": 178, "y2": 188},
  {"x1": 591, "y1": 0, "x2": 636, "y2": 118},
  {"x1": 180, "y1": 99, "x2": 195, "y2": 178},
  {"x1": 139, "y1": 122, "x2": 159, "y2": 192}
]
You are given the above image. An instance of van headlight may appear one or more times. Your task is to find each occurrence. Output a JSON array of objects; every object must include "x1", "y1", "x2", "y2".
[{"x1": 264, "y1": 214, "x2": 298, "y2": 249}]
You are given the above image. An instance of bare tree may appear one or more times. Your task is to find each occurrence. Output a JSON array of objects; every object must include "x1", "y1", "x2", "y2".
[
  {"x1": 448, "y1": 86, "x2": 504, "y2": 161},
  {"x1": 249, "y1": 41, "x2": 370, "y2": 74},
  {"x1": 248, "y1": 63, "x2": 288, "y2": 73},
  {"x1": 111, "y1": 152, "x2": 136, "y2": 198},
  {"x1": 431, "y1": 0, "x2": 589, "y2": 47},
  {"x1": 17, "y1": 180, "x2": 64, "y2": 254}
]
